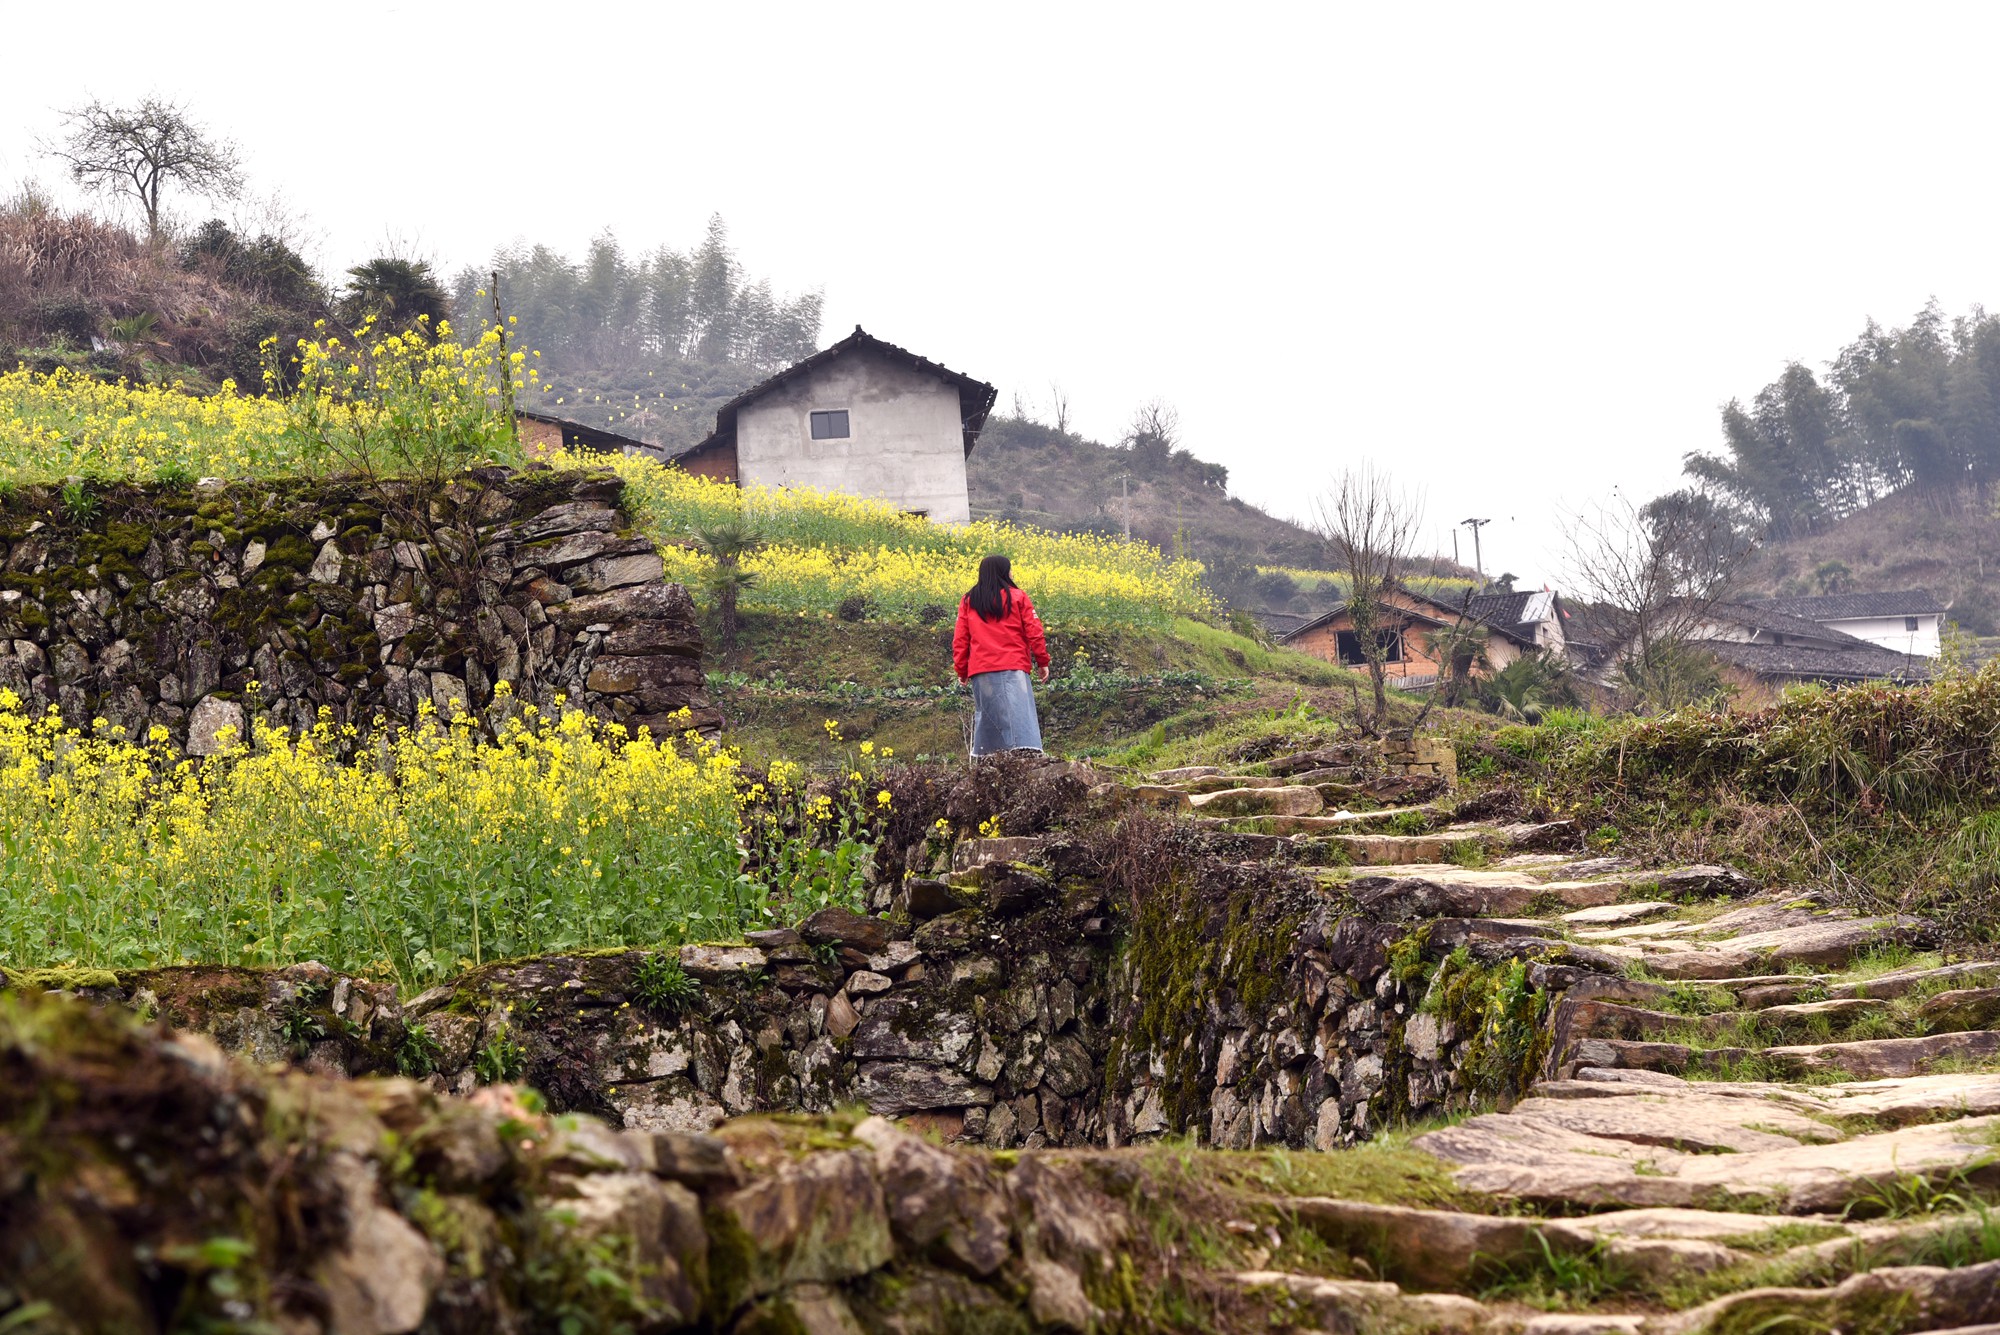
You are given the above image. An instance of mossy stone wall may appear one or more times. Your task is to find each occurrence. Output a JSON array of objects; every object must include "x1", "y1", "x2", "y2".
[{"x1": 0, "y1": 466, "x2": 713, "y2": 749}]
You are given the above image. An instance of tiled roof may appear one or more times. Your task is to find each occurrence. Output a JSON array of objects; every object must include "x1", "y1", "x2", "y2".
[
  {"x1": 1466, "y1": 590, "x2": 1537, "y2": 628},
  {"x1": 680, "y1": 327, "x2": 998, "y2": 464},
  {"x1": 1466, "y1": 590, "x2": 1558, "y2": 641},
  {"x1": 1699, "y1": 639, "x2": 1932, "y2": 683},
  {"x1": 1706, "y1": 602, "x2": 1874, "y2": 648},
  {"x1": 1254, "y1": 610, "x2": 1316, "y2": 636},
  {"x1": 516, "y1": 408, "x2": 660, "y2": 455},
  {"x1": 1752, "y1": 591, "x2": 1948, "y2": 620}
]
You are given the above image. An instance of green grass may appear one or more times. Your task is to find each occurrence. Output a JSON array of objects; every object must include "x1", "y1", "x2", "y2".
[
  {"x1": 1476, "y1": 1232, "x2": 1629, "y2": 1311},
  {"x1": 1827, "y1": 947, "x2": 1943, "y2": 987}
]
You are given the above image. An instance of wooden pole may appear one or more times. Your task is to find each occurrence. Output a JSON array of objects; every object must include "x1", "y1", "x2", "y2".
[{"x1": 490, "y1": 270, "x2": 520, "y2": 453}]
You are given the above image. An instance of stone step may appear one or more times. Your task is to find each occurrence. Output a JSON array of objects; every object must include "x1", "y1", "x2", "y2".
[
  {"x1": 1562, "y1": 900, "x2": 1680, "y2": 927},
  {"x1": 1738, "y1": 961, "x2": 2000, "y2": 1008},
  {"x1": 1329, "y1": 828, "x2": 1493, "y2": 865},
  {"x1": 1145, "y1": 765, "x2": 1219, "y2": 783},
  {"x1": 1171, "y1": 773, "x2": 1284, "y2": 794},
  {"x1": 1347, "y1": 868, "x2": 1632, "y2": 920},
  {"x1": 1186, "y1": 784, "x2": 1325, "y2": 817},
  {"x1": 1231, "y1": 1270, "x2": 1504, "y2": 1334},
  {"x1": 1415, "y1": 1086, "x2": 2000, "y2": 1212},
  {"x1": 1541, "y1": 1069, "x2": 2000, "y2": 1128},
  {"x1": 1199, "y1": 804, "x2": 1438, "y2": 837},
  {"x1": 1611, "y1": 914, "x2": 1935, "y2": 979},
  {"x1": 1550, "y1": 996, "x2": 1900, "y2": 1049},
  {"x1": 1919, "y1": 985, "x2": 2000, "y2": 1031},
  {"x1": 1281, "y1": 1198, "x2": 1768, "y2": 1292},
  {"x1": 1569, "y1": 1028, "x2": 2000, "y2": 1081},
  {"x1": 1318, "y1": 819, "x2": 1579, "y2": 866},
  {"x1": 1666, "y1": 1258, "x2": 2000, "y2": 1335}
]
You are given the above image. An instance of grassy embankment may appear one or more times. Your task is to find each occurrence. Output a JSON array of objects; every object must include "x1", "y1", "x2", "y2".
[{"x1": 1466, "y1": 671, "x2": 2000, "y2": 945}]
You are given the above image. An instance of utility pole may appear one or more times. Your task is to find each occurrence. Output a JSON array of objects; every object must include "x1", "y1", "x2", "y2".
[
  {"x1": 1460, "y1": 518, "x2": 1490, "y2": 588},
  {"x1": 1115, "y1": 473, "x2": 1131, "y2": 541}
]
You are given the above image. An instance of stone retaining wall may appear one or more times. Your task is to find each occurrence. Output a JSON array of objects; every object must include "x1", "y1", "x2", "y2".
[
  {"x1": 0, "y1": 466, "x2": 712, "y2": 748},
  {"x1": 15, "y1": 828, "x2": 1585, "y2": 1152}
]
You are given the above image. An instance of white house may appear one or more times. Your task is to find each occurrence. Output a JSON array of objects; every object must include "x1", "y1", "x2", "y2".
[
  {"x1": 1749, "y1": 592, "x2": 1948, "y2": 659},
  {"x1": 672, "y1": 327, "x2": 997, "y2": 524},
  {"x1": 1464, "y1": 589, "x2": 1570, "y2": 668}
]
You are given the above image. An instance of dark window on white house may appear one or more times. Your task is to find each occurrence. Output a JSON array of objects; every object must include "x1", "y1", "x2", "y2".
[
  {"x1": 1905, "y1": 616, "x2": 1921, "y2": 632},
  {"x1": 810, "y1": 410, "x2": 850, "y2": 440}
]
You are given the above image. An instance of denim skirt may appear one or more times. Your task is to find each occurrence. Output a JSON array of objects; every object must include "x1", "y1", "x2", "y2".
[{"x1": 969, "y1": 669, "x2": 1044, "y2": 756}]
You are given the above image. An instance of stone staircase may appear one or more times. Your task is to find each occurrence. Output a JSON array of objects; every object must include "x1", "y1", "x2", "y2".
[{"x1": 1132, "y1": 757, "x2": 2000, "y2": 1333}]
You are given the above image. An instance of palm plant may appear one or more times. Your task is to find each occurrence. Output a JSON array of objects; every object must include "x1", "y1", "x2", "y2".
[
  {"x1": 1429, "y1": 619, "x2": 1489, "y2": 706},
  {"x1": 1485, "y1": 651, "x2": 1571, "y2": 724},
  {"x1": 108, "y1": 311, "x2": 160, "y2": 347},
  {"x1": 340, "y1": 257, "x2": 451, "y2": 333},
  {"x1": 693, "y1": 521, "x2": 765, "y2": 652}
]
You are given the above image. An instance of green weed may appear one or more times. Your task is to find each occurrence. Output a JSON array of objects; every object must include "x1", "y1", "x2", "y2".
[
  {"x1": 475, "y1": 1029, "x2": 525, "y2": 1085},
  {"x1": 632, "y1": 951, "x2": 700, "y2": 1015},
  {"x1": 1478, "y1": 1230, "x2": 1630, "y2": 1309}
]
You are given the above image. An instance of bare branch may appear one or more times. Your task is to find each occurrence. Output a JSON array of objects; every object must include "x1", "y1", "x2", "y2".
[
  {"x1": 1312, "y1": 465, "x2": 1426, "y2": 729},
  {"x1": 1563, "y1": 491, "x2": 1751, "y2": 706}
]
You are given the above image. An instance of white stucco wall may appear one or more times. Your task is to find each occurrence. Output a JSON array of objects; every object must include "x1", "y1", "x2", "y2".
[
  {"x1": 1817, "y1": 614, "x2": 1942, "y2": 658},
  {"x1": 733, "y1": 348, "x2": 972, "y2": 523}
]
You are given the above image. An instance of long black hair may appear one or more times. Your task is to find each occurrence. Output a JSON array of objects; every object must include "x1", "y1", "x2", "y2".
[{"x1": 966, "y1": 554, "x2": 1019, "y2": 621}]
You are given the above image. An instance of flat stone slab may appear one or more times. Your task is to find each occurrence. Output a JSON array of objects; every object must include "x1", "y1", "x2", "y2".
[
  {"x1": 1187, "y1": 785, "x2": 1323, "y2": 817},
  {"x1": 1416, "y1": 1111, "x2": 2000, "y2": 1215},
  {"x1": 1624, "y1": 914, "x2": 1933, "y2": 979},
  {"x1": 1349, "y1": 869, "x2": 1629, "y2": 921},
  {"x1": 951, "y1": 836, "x2": 1048, "y2": 873},
  {"x1": 1554, "y1": 1206, "x2": 1849, "y2": 1245},
  {"x1": 1829, "y1": 960, "x2": 2000, "y2": 1000},
  {"x1": 1655, "y1": 1257, "x2": 2000, "y2": 1335},
  {"x1": 1330, "y1": 829, "x2": 1492, "y2": 866},
  {"x1": 1488, "y1": 1089, "x2": 1844, "y2": 1153},
  {"x1": 1231, "y1": 1271, "x2": 1495, "y2": 1333},
  {"x1": 1146, "y1": 765, "x2": 1219, "y2": 782},
  {"x1": 1563, "y1": 901, "x2": 1680, "y2": 927},
  {"x1": 1919, "y1": 985, "x2": 2000, "y2": 1032},
  {"x1": 1558, "y1": 1069, "x2": 2000, "y2": 1126},
  {"x1": 1284, "y1": 1198, "x2": 1773, "y2": 1292},
  {"x1": 1210, "y1": 805, "x2": 1435, "y2": 836},
  {"x1": 1572, "y1": 1028, "x2": 2000, "y2": 1081},
  {"x1": 1283, "y1": 1198, "x2": 1548, "y2": 1288},
  {"x1": 678, "y1": 945, "x2": 766, "y2": 978},
  {"x1": 1175, "y1": 774, "x2": 1284, "y2": 793},
  {"x1": 1766, "y1": 1028, "x2": 2000, "y2": 1079},
  {"x1": 1808, "y1": 1072, "x2": 2000, "y2": 1125}
]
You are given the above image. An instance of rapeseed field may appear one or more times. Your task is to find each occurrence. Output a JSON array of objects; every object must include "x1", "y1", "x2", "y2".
[
  {"x1": 0, "y1": 692, "x2": 748, "y2": 988},
  {"x1": 0, "y1": 323, "x2": 1212, "y2": 627}
]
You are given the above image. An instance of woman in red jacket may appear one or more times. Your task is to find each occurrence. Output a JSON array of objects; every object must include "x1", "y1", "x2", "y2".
[{"x1": 953, "y1": 554, "x2": 1051, "y2": 756}]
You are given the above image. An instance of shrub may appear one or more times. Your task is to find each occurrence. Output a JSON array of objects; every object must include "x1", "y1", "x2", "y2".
[{"x1": 25, "y1": 294, "x2": 100, "y2": 344}]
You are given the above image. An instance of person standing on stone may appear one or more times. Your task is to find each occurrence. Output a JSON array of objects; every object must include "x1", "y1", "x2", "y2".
[{"x1": 953, "y1": 554, "x2": 1051, "y2": 756}]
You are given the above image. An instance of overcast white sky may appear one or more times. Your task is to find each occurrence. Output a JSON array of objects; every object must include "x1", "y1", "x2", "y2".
[{"x1": 5, "y1": 1, "x2": 1996, "y2": 583}]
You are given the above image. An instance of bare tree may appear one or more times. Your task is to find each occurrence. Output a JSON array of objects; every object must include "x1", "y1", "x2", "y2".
[
  {"x1": 1047, "y1": 383, "x2": 1071, "y2": 436},
  {"x1": 1313, "y1": 465, "x2": 1425, "y2": 730},
  {"x1": 45, "y1": 96, "x2": 242, "y2": 241},
  {"x1": 1564, "y1": 490, "x2": 1749, "y2": 708},
  {"x1": 1125, "y1": 397, "x2": 1182, "y2": 450}
]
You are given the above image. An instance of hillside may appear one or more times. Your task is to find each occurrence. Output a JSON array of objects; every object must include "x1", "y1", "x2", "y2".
[
  {"x1": 1738, "y1": 483, "x2": 2000, "y2": 633},
  {"x1": 967, "y1": 415, "x2": 1476, "y2": 617}
]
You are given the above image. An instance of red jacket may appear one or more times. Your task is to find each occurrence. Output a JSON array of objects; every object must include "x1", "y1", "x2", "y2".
[{"x1": 953, "y1": 590, "x2": 1050, "y2": 680}]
